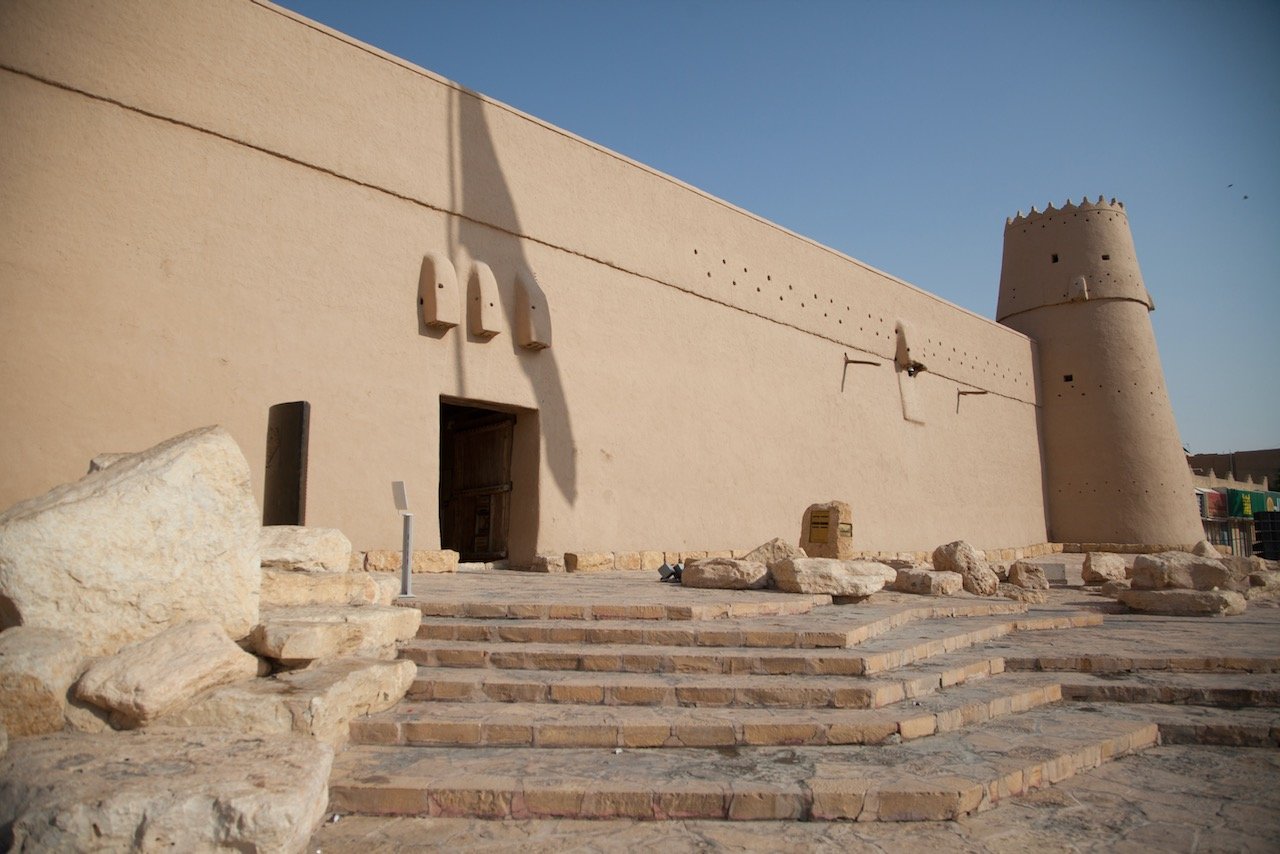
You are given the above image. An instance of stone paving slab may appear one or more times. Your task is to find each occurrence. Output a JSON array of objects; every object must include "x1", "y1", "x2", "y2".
[
  {"x1": 407, "y1": 652, "x2": 1006, "y2": 709},
  {"x1": 413, "y1": 599, "x2": 1029, "y2": 649},
  {"x1": 329, "y1": 708, "x2": 1156, "y2": 822},
  {"x1": 397, "y1": 570, "x2": 831, "y2": 621},
  {"x1": 311, "y1": 745, "x2": 1280, "y2": 852},
  {"x1": 402, "y1": 612, "x2": 1099, "y2": 677},
  {"x1": 351, "y1": 679, "x2": 1062, "y2": 748}
]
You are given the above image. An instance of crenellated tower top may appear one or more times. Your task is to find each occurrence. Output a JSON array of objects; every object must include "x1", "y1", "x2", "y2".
[{"x1": 1005, "y1": 195, "x2": 1125, "y2": 229}]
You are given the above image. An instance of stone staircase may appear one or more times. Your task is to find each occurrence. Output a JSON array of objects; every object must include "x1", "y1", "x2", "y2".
[{"x1": 323, "y1": 577, "x2": 1205, "y2": 823}]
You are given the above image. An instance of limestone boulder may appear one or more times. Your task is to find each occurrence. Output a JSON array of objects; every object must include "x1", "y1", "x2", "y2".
[
  {"x1": 365, "y1": 549, "x2": 459, "y2": 573},
  {"x1": 1007, "y1": 561, "x2": 1049, "y2": 590},
  {"x1": 771, "y1": 558, "x2": 888, "y2": 597},
  {"x1": 1100, "y1": 579, "x2": 1132, "y2": 598},
  {"x1": 0, "y1": 628, "x2": 84, "y2": 738},
  {"x1": 741, "y1": 537, "x2": 807, "y2": 571},
  {"x1": 74, "y1": 621, "x2": 258, "y2": 728},
  {"x1": 161, "y1": 657, "x2": 415, "y2": 747},
  {"x1": 261, "y1": 567, "x2": 398, "y2": 607},
  {"x1": 1118, "y1": 588, "x2": 1247, "y2": 617},
  {"x1": 893, "y1": 567, "x2": 963, "y2": 596},
  {"x1": 999, "y1": 583, "x2": 1047, "y2": 605},
  {"x1": 1131, "y1": 552, "x2": 1233, "y2": 591},
  {"x1": 682, "y1": 558, "x2": 769, "y2": 590},
  {"x1": 0, "y1": 728, "x2": 331, "y2": 852},
  {"x1": 260, "y1": 525, "x2": 352, "y2": 572},
  {"x1": 249, "y1": 605, "x2": 420, "y2": 665},
  {"x1": 1191, "y1": 539, "x2": 1223, "y2": 558},
  {"x1": 0, "y1": 426, "x2": 260, "y2": 656},
  {"x1": 1082, "y1": 552, "x2": 1127, "y2": 584},
  {"x1": 931, "y1": 541, "x2": 999, "y2": 596}
]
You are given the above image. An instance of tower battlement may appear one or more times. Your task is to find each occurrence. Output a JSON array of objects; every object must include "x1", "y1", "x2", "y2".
[{"x1": 1005, "y1": 196, "x2": 1125, "y2": 229}]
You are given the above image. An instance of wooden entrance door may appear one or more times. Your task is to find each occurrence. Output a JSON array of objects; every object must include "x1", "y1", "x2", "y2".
[{"x1": 439, "y1": 403, "x2": 515, "y2": 562}]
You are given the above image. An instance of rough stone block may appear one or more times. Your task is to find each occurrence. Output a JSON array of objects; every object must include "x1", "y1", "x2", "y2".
[
  {"x1": 74, "y1": 621, "x2": 258, "y2": 728},
  {"x1": 364, "y1": 549, "x2": 459, "y2": 574},
  {"x1": 1100, "y1": 579, "x2": 1132, "y2": 597},
  {"x1": 161, "y1": 657, "x2": 415, "y2": 747},
  {"x1": 260, "y1": 525, "x2": 352, "y2": 572},
  {"x1": 682, "y1": 558, "x2": 769, "y2": 590},
  {"x1": 0, "y1": 728, "x2": 331, "y2": 852},
  {"x1": 0, "y1": 628, "x2": 83, "y2": 738},
  {"x1": 931, "y1": 541, "x2": 999, "y2": 596},
  {"x1": 261, "y1": 567, "x2": 397, "y2": 607},
  {"x1": 893, "y1": 567, "x2": 963, "y2": 596},
  {"x1": 741, "y1": 537, "x2": 808, "y2": 570},
  {"x1": 528, "y1": 553, "x2": 567, "y2": 573},
  {"x1": 565, "y1": 552, "x2": 615, "y2": 573},
  {"x1": 1118, "y1": 588, "x2": 1247, "y2": 617},
  {"x1": 800, "y1": 501, "x2": 855, "y2": 559},
  {"x1": 1132, "y1": 552, "x2": 1232, "y2": 591},
  {"x1": 640, "y1": 551, "x2": 666, "y2": 571},
  {"x1": 1008, "y1": 561, "x2": 1049, "y2": 590},
  {"x1": 0, "y1": 426, "x2": 260, "y2": 656},
  {"x1": 771, "y1": 558, "x2": 888, "y2": 597},
  {"x1": 999, "y1": 583, "x2": 1047, "y2": 604},
  {"x1": 249, "y1": 605, "x2": 420, "y2": 665},
  {"x1": 1082, "y1": 552, "x2": 1127, "y2": 583}
]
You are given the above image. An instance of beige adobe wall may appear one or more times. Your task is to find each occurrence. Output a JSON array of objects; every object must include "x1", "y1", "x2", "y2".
[
  {"x1": 997, "y1": 200, "x2": 1202, "y2": 546},
  {"x1": 0, "y1": 0, "x2": 1049, "y2": 557}
]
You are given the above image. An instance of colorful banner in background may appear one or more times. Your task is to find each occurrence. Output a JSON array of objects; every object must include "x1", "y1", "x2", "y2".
[{"x1": 1226, "y1": 489, "x2": 1280, "y2": 518}]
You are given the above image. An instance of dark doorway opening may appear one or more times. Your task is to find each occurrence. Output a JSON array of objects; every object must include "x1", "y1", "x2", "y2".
[
  {"x1": 439, "y1": 401, "x2": 516, "y2": 562},
  {"x1": 263, "y1": 401, "x2": 309, "y2": 525}
]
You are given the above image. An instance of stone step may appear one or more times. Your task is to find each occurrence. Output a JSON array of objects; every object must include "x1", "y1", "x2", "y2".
[
  {"x1": 1066, "y1": 701, "x2": 1280, "y2": 747},
  {"x1": 412, "y1": 600, "x2": 1033, "y2": 649},
  {"x1": 249, "y1": 604, "x2": 420, "y2": 665},
  {"x1": 399, "y1": 592, "x2": 831, "y2": 622},
  {"x1": 350, "y1": 678, "x2": 1063, "y2": 748},
  {"x1": 1006, "y1": 654, "x2": 1280, "y2": 674},
  {"x1": 400, "y1": 613, "x2": 1100, "y2": 677},
  {"x1": 1056, "y1": 672, "x2": 1280, "y2": 707},
  {"x1": 329, "y1": 708, "x2": 1158, "y2": 821},
  {"x1": 407, "y1": 652, "x2": 1006, "y2": 709}
]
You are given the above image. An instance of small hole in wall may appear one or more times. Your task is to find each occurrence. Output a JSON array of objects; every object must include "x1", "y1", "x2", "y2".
[
  {"x1": 1101, "y1": 254, "x2": 1111, "y2": 260},
  {"x1": 767, "y1": 275, "x2": 772, "y2": 281},
  {"x1": 1051, "y1": 254, "x2": 1059, "y2": 263},
  {"x1": 418, "y1": 297, "x2": 424, "y2": 306},
  {"x1": 1063, "y1": 374, "x2": 1073, "y2": 382},
  {"x1": 693, "y1": 249, "x2": 698, "y2": 255}
]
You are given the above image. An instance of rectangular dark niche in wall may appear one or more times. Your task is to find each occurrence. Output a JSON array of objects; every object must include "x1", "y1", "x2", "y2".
[{"x1": 264, "y1": 401, "x2": 310, "y2": 525}]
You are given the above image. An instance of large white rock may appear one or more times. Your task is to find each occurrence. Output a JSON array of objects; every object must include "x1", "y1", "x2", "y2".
[
  {"x1": 0, "y1": 426, "x2": 261, "y2": 656},
  {"x1": 740, "y1": 537, "x2": 807, "y2": 570},
  {"x1": 771, "y1": 558, "x2": 889, "y2": 597},
  {"x1": 161, "y1": 657, "x2": 415, "y2": 747},
  {"x1": 1008, "y1": 561, "x2": 1050, "y2": 590},
  {"x1": 0, "y1": 628, "x2": 84, "y2": 738},
  {"x1": 74, "y1": 621, "x2": 259, "y2": 728},
  {"x1": 1131, "y1": 552, "x2": 1233, "y2": 591},
  {"x1": 261, "y1": 567, "x2": 398, "y2": 607},
  {"x1": 249, "y1": 605, "x2": 420, "y2": 665},
  {"x1": 1082, "y1": 552, "x2": 1127, "y2": 583},
  {"x1": 0, "y1": 727, "x2": 331, "y2": 853},
  {"x1": 682, "y1": 558, "x2": 769, "y2": 590},
  {"x1": 931, "y1": 541, "x2": 1000, "y2": 596},
  {"x1": 260, "y1": 525, "x2": 353, "y2": 572},
  {"x1": 1118, "y1": 588, "x2": 1247, "y2": 617},
  {"x1": 893, "y1": 566, "x2": 963, "y2": 596}
]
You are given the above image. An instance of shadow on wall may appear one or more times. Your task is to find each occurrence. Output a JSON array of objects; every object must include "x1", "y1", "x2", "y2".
[{"x1": 433, "y1": 85, "x2": 578, "y2": 509}]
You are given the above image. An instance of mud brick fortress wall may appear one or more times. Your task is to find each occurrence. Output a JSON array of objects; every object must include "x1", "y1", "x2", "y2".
[{"x1": 0, "y1": 0, "x2": 1202, "y2": 561}]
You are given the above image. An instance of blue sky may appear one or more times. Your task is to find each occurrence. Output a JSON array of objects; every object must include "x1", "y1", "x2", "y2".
[{"x1": 277, "y1": 0, "x2": 1278, "y2": 453}]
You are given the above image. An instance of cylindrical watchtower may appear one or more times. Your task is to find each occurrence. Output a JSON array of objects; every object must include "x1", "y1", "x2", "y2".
[{"x1": 997, "y1": 197, "x2": 1201, "y2": 546}]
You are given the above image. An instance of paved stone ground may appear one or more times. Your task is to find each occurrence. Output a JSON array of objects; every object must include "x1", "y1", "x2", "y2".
[
  {"x1": 310, "y1": 571, "x2": 1280, "y2": 851},
  {"x1": 311, "y1": 745, "x2": 1280, "y2": 852}
]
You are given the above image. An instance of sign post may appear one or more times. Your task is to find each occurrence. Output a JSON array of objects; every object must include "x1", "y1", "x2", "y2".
[{"x1": 393, "y1": 481, "x2": 413, "y2": 598}]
